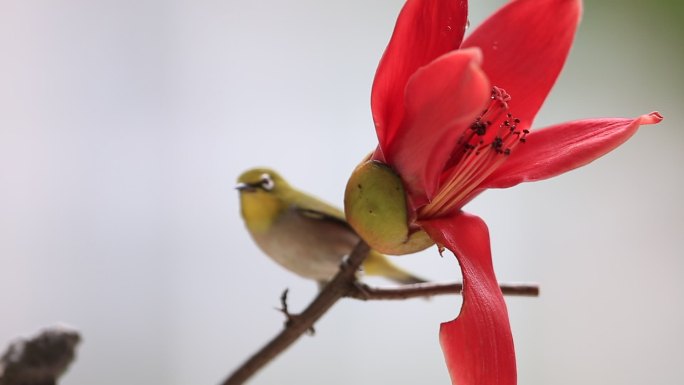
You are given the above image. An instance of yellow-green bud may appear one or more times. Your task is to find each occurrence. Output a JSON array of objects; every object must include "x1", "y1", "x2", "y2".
[{"x1": 344, "y1": 160, "x2": 433, "y2": 255}]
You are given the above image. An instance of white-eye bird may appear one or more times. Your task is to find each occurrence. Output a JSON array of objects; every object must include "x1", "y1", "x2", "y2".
[{"x1": 236, "y1": 167, "x2": 426, "y2": 286}]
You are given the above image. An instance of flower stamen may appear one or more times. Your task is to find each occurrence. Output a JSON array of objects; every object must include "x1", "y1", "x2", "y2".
[{"x1": 420, "y1": 87, "x2": 527, "y2": 218}]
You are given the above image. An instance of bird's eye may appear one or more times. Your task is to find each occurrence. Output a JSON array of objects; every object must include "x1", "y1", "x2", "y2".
[{"x1": 260, "y1": 174, "x2": 275, "y2": 191}]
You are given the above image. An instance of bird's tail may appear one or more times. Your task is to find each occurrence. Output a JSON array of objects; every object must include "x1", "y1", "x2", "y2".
[{"x1": 362, "y1": 250, "x2": 427, "y2": 285}]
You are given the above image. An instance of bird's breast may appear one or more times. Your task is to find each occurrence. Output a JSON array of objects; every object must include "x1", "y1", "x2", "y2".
[{"x1": 250, "y1": 207, "x2": 359, "y2": 281}]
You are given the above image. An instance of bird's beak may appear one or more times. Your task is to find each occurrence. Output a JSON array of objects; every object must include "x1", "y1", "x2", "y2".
[{"x1": 235, "y1": 182, "x2": 256, "y2": 192}]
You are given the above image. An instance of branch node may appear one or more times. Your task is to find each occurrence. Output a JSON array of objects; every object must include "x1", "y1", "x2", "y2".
[
  {"x1": 349, "y1": 281, "x2": 371, "y2": 300},
  {"x1": 275, "y1": 288, "x2": 315, "y2": 335}
]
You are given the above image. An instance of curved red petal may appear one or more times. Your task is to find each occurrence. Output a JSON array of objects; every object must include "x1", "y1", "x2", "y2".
[
  {"x1": 387, "y1": 49, "x2": 490, "y2": 205},
  {"x1": 421, "y1": 212, "x2": 516, "y2": 385},
  {"x1": 461, "y1": 0, "x2": 581, "y2": 128},
  {"x1": 482, "y1": 112, "x2": 663, "y2": 189},
  {"x1": 372, "y1": 0, "x2": 468, "y2": 150}
]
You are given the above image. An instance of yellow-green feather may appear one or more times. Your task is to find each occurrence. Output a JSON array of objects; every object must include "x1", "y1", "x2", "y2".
[{"x1": 239, "y1": 189, "x2": 286, "y2": 233}]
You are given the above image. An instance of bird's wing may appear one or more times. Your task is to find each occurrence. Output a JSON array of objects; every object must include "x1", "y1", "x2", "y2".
[
  {"x1": 285, "y1": 187, "x2": 353, "y2": 230},
  {"x1": 296, "y1": 207, "x2": 353, "y2": 230}
]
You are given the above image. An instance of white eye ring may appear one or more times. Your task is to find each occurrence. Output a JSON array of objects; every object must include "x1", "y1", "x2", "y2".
[{"x1": 260, "y1": 173, "x2": 275, "y2": 191}]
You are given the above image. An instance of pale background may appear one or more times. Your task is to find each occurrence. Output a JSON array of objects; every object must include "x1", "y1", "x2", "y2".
[{"x1": 0, "y1": 0, "x2": 682, "y2": 384}]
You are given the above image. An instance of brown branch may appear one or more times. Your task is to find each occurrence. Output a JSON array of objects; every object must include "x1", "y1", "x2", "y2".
[
  {"x1": 222, "y1": 240, "x2": 540, "y2": 385},
  {"x1": 348, "y1": 281, "x2": 539, "y2": 300},
  {"x1": 221, "y1": 241, "x2": 371, "y2": 385}
]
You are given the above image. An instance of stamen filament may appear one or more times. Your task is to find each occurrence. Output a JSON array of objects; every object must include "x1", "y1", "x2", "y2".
[{"x1": 418, "y1": 87, "x2": 527, "y2": 218}]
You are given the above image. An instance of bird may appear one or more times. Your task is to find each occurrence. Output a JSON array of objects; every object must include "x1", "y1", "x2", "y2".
[{"x1": 236, "y1": 167, "x2": 426, "y2": 287}]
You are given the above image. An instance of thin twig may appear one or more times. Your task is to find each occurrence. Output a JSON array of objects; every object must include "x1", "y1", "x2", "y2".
[
  {"x1": 221, "y1": 241, "x2": 371, "y2": 385},
  {"x1": 348, "y1": 281, "x2": 539, "y2": 300}
]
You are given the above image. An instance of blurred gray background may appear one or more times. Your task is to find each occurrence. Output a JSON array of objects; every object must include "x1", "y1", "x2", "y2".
[{"x1": 0, "y1": 0, "x2": 682, "y2": 384}]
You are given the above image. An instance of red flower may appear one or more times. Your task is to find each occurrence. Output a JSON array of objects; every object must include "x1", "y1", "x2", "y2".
[{"x1": 348, "y1": 0, "x2": 663, "y2": 384}]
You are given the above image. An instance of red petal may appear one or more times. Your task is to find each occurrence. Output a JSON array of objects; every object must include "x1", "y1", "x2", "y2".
[
  {"x1": 421, "y1": 212, "x2": 516, "y2": 385},
  {"x1": 482, "y1": 112, "x2": 663, "y2": 189},
  {"x1": 387, "y1": 48, "x2": 490, "y2": 205},
  {"x1": 461, "y1": 0, "x2": 581, "y2": 128},
  {"x1": 372, "y1": 0, "x2": 468, "y2": 150}
]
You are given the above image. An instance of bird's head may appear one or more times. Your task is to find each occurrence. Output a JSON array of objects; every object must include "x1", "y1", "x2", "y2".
[
  {"x1": 236, "y1": 168, "x2": 292, "y2": 232},
  {"x1": 235, "y1": 168, "x2": 289, "y2": 196}
]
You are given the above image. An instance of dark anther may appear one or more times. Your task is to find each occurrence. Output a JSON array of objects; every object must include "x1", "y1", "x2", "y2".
[
  {"x1": 491, "y1": 137, "x2": 504, "y2": 151},
  {"x1": 471, "y1": 121, "x2": 487, "y2": 136}
]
